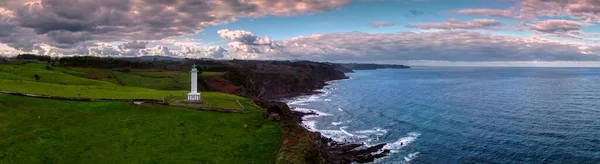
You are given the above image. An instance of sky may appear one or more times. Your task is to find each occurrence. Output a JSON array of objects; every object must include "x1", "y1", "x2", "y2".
[{"x1": 2, "y1": 0, "x2": 600, "y2": 66}]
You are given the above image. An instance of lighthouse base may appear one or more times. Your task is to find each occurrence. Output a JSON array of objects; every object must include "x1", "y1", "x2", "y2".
[{"x1": 187, "y1": 93, "x2": 201, "y2": 102}]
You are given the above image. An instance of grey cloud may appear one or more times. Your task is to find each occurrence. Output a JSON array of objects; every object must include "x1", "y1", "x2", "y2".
[
  {"x1": 525, "y1": 19, "x2": 596, "y2": 39},
  {"x1": 517, "y1": 0, "x2": 600, "y2": 22},
  {"x1": 177, "y1": 45, "x2": 228, "y2": 58},
  {"x1": 527, "y1": 19, "x2": 583, "y2": 32},
  {"x1": 0, "y1": 0, "x2": 351, "y2": 53},
  {"x1": 218, "y1": 29, "x2": 263, "y2": 45},
  {"x1": 225, "y1": 30, "x2": 600, "y2": 62},
  {"x1": 118, "y1": 41, "x2": 148, "y2": 50},
  {"x1": 218, "y1": 29, "x2": 281, "y2": 55}
]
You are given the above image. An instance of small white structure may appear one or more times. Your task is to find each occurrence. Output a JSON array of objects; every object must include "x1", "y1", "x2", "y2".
[{"x1": 187, "y1": 64, "x2": 201, "y2": 101}]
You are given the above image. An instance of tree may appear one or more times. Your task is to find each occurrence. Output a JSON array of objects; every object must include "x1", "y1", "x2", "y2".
[{"x1": 34, "y1": 74, "x2": 40, "y2": 81}]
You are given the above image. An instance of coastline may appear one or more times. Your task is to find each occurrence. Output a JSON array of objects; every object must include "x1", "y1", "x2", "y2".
[{"x1": 272, "y1": 76, "x2": 391, "y2": 163}]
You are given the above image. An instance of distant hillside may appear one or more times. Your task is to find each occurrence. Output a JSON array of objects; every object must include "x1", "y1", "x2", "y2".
[
  {"x1": 129, "y1": 56, "x2": 183, "y2": 61},
  {"x1": 5, "y1": 55, "x2": 350, "y2": 99},
  {"x1": 340, "y1": 63, "x2": 410, "y2": 70}
]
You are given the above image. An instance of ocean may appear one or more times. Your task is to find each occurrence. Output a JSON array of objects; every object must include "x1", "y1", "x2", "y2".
[{"x1": 285, "y1": 67, "x2": 600, "y2": 164}]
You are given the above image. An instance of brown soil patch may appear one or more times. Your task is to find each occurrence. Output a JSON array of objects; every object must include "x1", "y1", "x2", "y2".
[{"x1": 204, "y1": 75, "x2": 240, "y2": 93}]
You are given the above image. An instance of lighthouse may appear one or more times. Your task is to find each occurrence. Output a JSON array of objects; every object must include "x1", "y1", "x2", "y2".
[{"x1": 187, "y1": 64, "x2": 201, "y2": 101}]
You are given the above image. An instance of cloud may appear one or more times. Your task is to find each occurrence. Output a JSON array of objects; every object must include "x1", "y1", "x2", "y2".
[
  {"x1": 516, "y1": 0, "x2": 600, "y2": 22},
  {"x1": 0, "y1": 0, "x2": 352, "y2": 53},
  {"x1": 406, "y1": 18, "x2": 503, "y2": 30},
  {"x1": 455, "y1": 1, "x2": 600, "y2": 23},
  {"x1": 0, "y1": 7, "x2": 13, "y2": 17},
  {"x1": 118, "y1": 41, "x2": 148, "y2": 50},
  {"x1": 409, "y1": 10, "x2": 424, "y2": 16},
  {"x1": 220, "y1": 30, "x2": 600, "y2": 62},
  {"x1": 454, "y1": 8, "x2": 515, "y2": 17},
  {"x1": 369, "y1": 21, "x2": 396, "y2": 27},
  {"x1": 177, "y1": 45, "x2": 228, "y2": 58},
  {"x1": 526, "y1": 19, "x2": 587, "y2": 38},
  {"x1": 217, "y1": 29, "x2": 273, "y2": 45},
  {"x1": 217, "y1": 29, "x2": 281, "y2": 57}
]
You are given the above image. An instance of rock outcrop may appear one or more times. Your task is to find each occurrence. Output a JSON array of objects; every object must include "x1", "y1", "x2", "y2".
[{"x1": 254, "y1": 99, "x2": 390, "y2": 164}]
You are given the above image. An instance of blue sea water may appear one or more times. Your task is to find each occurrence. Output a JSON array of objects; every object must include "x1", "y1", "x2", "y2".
[{"x1": 286, "y1": 67, "x2": 600, "y2": 164}]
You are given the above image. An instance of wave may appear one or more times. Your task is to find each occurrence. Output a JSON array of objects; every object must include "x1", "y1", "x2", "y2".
[
  {"x1": 302, "y1": 120, "x2": 317, "y2": 130},
  {"x1": 403, "y1": 152, "x2": 420, "y2": 163},
  {"x1": 285, "y1": 89, "x2": 331, "y2": 105},
  {"x1": 354, "y1": 128, "x2": 388, "y2": 136},
  {"x1": 287, "y1": 76, "x2": 422, "y2": 162},
  {"x1": 384, "y1": 132, "x2": 421, "y2": 153},
  {"x1": 292, "y1": 107, "x2": 332, "y2": 119}
]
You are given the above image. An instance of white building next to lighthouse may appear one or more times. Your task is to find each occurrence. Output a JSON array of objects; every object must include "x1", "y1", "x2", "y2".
[{"x1": 187, "y1": 64, "x2": 201, "y2": 101}]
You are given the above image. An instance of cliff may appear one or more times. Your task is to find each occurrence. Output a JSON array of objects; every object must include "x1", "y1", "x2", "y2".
[
  {"x1": 216, "y1": 60, "x2": 348, "y2": 99},
  {"x1": 253, "y1": 99, "x2": 389, "y2": 164}
]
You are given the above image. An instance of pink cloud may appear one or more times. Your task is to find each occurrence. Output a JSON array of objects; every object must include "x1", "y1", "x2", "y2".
[
  {"x1": 369, "y1": 21, "x2": 395, "y2": 28},
  {"x1": 0, "y1": 0, "x2": 353, "y2": 52},
  {"x1": 406, "y1": 18, "x2": 503, "y2": 30},
  {"x1": 454, "y1": 8, "x2": 515, "y2": 17},
  {"x1": 527, "y1": 19, "x2": 586, "y2": 34}
]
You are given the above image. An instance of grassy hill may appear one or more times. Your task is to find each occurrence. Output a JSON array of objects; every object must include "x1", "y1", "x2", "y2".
[
  {"x1": 0, "y1": 63, "x2": 238, "y2": 106},
  {"x1": 0, "y1": 62, "x2": 281, "y2": 163},
  {"x1": 0, "y1": 94, "x2": 280, "y2": 163}
]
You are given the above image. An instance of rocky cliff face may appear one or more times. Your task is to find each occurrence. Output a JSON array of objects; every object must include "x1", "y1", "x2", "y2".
[
  {"x1": 254, "y1": 99, "x2": 389, "y2": 164},
  {"x1": 216, "y1": 60, "x2": 348, "y2": 99}
]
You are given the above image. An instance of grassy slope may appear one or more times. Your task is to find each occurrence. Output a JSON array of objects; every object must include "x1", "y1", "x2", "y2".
[
  {"x1": 0, "y1": 94, "x2": 280, "y2": 163},
  {"x1": 0, "y1": 62, "x2": 281, "y2": 163},
  {"x1": 111, "y1": 71, "x2": 189, "y2": 90},
  {"x1": 0, "y1": 63, "x2": 241, "y2": 108}
]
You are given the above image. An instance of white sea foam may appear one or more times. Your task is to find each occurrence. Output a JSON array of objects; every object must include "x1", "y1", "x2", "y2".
[
  {"x1": 287, "y1": 94, "x2": 320, "y2": 105},
  {"x1": 287, "y1": 77, "x2": 422, "y2": 163},
  {"x1": 286, "y1": 87, "x2": 333, "y2": 105},
  {"x1": 293, "y1": 108, "x2": 332, "y2": 120},
  {"x1": 384, "y1": 132, "x2": 421, "y2": 152},
  {"x1": 354, "y1": 128, "x2": 388, "y2": 136},
  {"x1": 339, "y1": 127, "x2": 355, "y2": 136},
  {"x1": 319, "y1": 130, "x2": 355, "y2": 142},
  {"x1": 302, "y1": 120, "x2": 317, "y2": 130},
  {"x1": 403, "y1": 152, "x2": 420, "y2": 163}
]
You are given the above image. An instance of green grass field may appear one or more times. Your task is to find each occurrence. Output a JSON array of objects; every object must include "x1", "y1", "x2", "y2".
[
  {"x1": 0, "y1": 62, "x2": 282, "y2": 163},
  {"x1": 0, "y1": 94, "x2": 280, "y2": 163},
  {"x1": 0, "y1": 63, "x2": 241, "y2": 109}
]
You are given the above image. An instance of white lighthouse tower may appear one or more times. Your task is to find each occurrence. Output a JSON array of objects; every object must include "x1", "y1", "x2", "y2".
[{"x1": 187, "y1": 64, "x2": 201, "y2": 101}]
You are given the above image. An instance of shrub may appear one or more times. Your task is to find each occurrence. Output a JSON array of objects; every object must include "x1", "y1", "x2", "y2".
[
  {"x1": 34, "y1": 74, "x2": 40, "y2": 81},
  {"x1": 121, "y1": 68, "x2": 131, "y2": 72},
  {"x1": 45, "y1": 65, "x2": 53, "y2": 70},
  {"x1": 268, "y1": 113, "x2": 281, "y2": 121}
]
